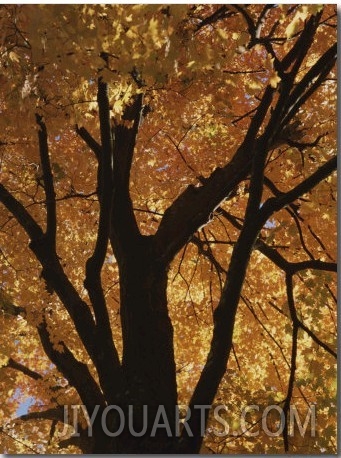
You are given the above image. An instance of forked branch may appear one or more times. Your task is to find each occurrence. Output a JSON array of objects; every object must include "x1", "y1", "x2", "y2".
[{"x1": 84, "y1": 79, "x2": 122, "y2": 402}]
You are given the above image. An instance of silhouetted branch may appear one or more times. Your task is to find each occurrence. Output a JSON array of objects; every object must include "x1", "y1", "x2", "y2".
[
  {"x1": 37, "y1": 316, "x2": 105, "y2": 410},
  {"x1": 35, "y1": 114, "x2": 57, "y2": 250},
  {"x1": 0, "y1": 184, "x2": 44, "y2": 241},
  {"x1": 109, "y1": 92, "x2": 144, "y2": 263},
  {"x1": 281, "y1": 11, "x2": 322, "y2": 76},
  {"x1": 12, "y1": 407, "x2": 65, "y2": 424},
  {"x1": 156, "y1": 85, "x2": 274, "y2": 265},
  {"x1": 75, "y1": 125, "x2": 101, "y2": 160},
  {"x1": 282, "y1": 274, "x2": 298, "y2": 452},
  {"x1": 84, "y1": 79, "x2": 122, "y2": 402},
  {"x1": 297, "y1": 319, "x2": 336, "y2": 358},
  {"x1": 5, "y1": 357, "x2": 43, "y2": 380},
  {"x1": 0, "y1": 184, "x2": 101, "y2": 382},
  {"x1": 196, "y1": 6, "x2": 232, "y2": 31},
  {"x1": 85, "y1": 79, "x2": 113, "y2": 276},
  {"x1": 281, "y1": 43, "x2": 336, "y2": 128},
  {"x1": 307, "y1": 224, "x2": 335, "y2": 261},
  {"x1": 261, "y1": 156, "x2": 337, "y2": 220}
]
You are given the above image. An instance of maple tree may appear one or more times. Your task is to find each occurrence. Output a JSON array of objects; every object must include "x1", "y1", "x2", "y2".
[{"x1": 0, "y1": 4, "x2": 337, "y2": 454}]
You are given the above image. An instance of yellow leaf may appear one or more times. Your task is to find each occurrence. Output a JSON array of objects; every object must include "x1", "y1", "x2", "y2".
[
  {"x1": 270, "y1": 72, "x2": 281, "y2": 88},
  {"x1": 217, "y1": 29, "x2": 228, "y2": 40},
  {"x1": 0, "y1": 354, "x2": 9, "y2": 368},
  {"x1": 8, "y1": 51, "x2": 20, "y2": 63},
  {"x1": 148, "y1": 17, "x2": 160, "y2": 46},
  {"x1": 285, "y1": 8, "x2": 309, "y2": 39},
  {"x1": 113, "y1": 99, "x2": 123, "y2": 114}
]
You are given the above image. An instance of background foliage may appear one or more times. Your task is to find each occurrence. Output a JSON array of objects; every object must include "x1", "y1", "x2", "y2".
[{"x1": 0, "y1": 4, "x2": 337, "y2": 454}]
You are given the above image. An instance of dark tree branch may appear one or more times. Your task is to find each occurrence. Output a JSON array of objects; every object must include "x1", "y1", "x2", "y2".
[
  {"x1": 298, "y1": 319, "x2": 336, "y2": 358},
  {"x1": 1, "y1": 128, "x2": 107, "y2": 370},
  {"x1": 37, "y1": 316, "x2": 105, "y2": 410},
  {"x1": 261, "y1": 155, "x2": 336, "y2": 220},
  {"x1": 290, "y1": 260, "x2": 336, "y2": 275},
  {"x1": 155, "y1": 85, "x2": 274, "y2": 266},
  {"x1": 35, "y1": 114, "x2": 57, "y2": 250},
  {"x1": 86, "y1": 79, "x2": 114, "y2": 275},
  {"x1": 191, "y1": 235, "x2": 226, "y2": 275},
  {"x1": 11, "y1": 406, "x2": 94, "y2": 452},
  {"x1": 232, "y1": 5, "x2": 255, "y2": 40},
  {"x1": 216, "y1": 198, "x2": 335, "y2": 316},
  {"x1": 264, "y1": 176, "x2": 304, "y2": 217},
  {"x1": 281, "y1": 43, "x2": 336, "y2": 128},
  {"x1": 255, "y1": 4, "x2": 274, "y2": 39},
  {"x1": 110, "y1": 92, "x2": 144, "y2": 262},
  {"x1": 0, "y1": 183, "x2": 44, "y2": 242},
  {"x1": 12, "y1": 406, "x2": 65, "y2": 424},
  {"x1": 257, "y1": 241, "x2": 336, "y2": 358},
  {"x1": 282, "y1": 274, "x2": 298, "y2": 452},
  {"x1": 288, "y1": 210, "x2": 315, "y2": 259},
  {"x1": 0, "y1": 182, "x2": 117, "y2": 402},
  {"x1": 155, "y1": 23, "x2": 336, "y2": 267},
  {"x1": 164, "y1": 131, "x2": 199, "y2": 179},
  {"x1": 48, "y1": 419, "x2": 57, "y2": 445},
  {"x1": 196, "y1": 6, "x2": 231, "y2": 31},
  {"x1": 84, "y1": 79, "x2": 122, "y2": 403},
  {"x1": 307, "y1": 223, "x2": 335, "y2": 261},
  {"x1": 180, "y1": 103, "x2": 277, "y2": 450},
  {"x1": 155, "y1": 35, "x2": 334, "y2": 266},
  {"x1": 280, "y1": 11, "x2": 323, "y2": 76},
  {"x1": 180, "y1": 152, "x2": 336, "y2": 453},
  {"x1": 244, "y1": 85, "x2": 274, "y2": 146},
  {"x1": 256, "y1": 239, "x2": 336, "y2": 275},
  {"x1": 241, "y1": 295, "x2": 291, "y2": 368},
  {"x1": 75, "y1": 125, "x2": 102, "y2": 161},
  {"x1": 5, "y1": 357, "x2": 43, "y2": 380}
]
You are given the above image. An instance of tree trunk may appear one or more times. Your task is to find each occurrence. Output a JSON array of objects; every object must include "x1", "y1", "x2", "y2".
[{"x1": 92, "y1": 236, "x2": 179, "y2": 453}]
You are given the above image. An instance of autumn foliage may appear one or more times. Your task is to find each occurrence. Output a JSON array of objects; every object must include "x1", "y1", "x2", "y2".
[{"x1": 0, "y1": 4, "x2": 337, "y2": 454}]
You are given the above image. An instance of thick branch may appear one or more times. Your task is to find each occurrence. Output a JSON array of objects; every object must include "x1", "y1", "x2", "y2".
[
  {"x1": 155, "y1": 85, "x2": 274, "y2": 265},
  {"x1": 155, "y1": 30, "x2": 335, "y2": 267},
  {"x1": 84, "y1": 79, "x2": 122, "y2": 402},
  {"x1": 180, "y1": 155, "x2": 336, "y2": 453},
  {"x1": 35, "y1": 114, "x2": 57, "y2": 250},
  {"x1": 1, "y1": 133, "x2": 123, "y2": 408},
  {"x1": 181, "y1": 131, "x2": 275, "y2": 452},
  {"x1": 280, "y1": 11, "x2": 322, "y2": 75},
  {"x1": 37, "y1": 317, "x2": 105, "y2": 410},
  {"x1": 110, "y1": 93, "x2": 144, "y2": 262},
  {"x1": 0, "y1": 184, "x2": 44, "y2": 241},
  {"x1": 0, "y1": 183, "x2": 115, "y2": 401},
  {"x1": 86, "y1": 79, "x2": 113, "y2": 275}
]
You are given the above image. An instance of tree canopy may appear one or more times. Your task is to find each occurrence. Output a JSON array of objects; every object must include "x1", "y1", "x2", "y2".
[{"x1": 0, "y1": 4, "x2": 337, "y2": 454}]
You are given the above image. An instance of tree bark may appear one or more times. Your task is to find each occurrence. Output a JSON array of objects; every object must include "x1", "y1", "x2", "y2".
[{"x1": 91, "y1": 236, "x2": 178, "y2": 453}]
